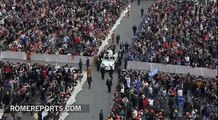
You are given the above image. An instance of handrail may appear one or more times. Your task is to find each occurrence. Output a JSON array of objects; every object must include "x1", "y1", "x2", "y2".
[{"x1": 127, "y1": 61, "x2": 217, "y2": 77}]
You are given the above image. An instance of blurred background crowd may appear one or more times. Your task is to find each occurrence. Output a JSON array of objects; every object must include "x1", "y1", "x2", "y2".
[
  {"x1": 0, "y1": 0, "x2": 128, "y2": 56},
  {"x1": 128, "y1": 0, "x2": 217, "y2": 68},
  {"x1": 109, "y1": 69, "x2": 217, "y2": 120}
]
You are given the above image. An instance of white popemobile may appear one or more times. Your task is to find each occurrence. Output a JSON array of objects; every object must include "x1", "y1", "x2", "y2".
[{"x1": 100, "y1": 49, "x2": 118, "y2": 70}]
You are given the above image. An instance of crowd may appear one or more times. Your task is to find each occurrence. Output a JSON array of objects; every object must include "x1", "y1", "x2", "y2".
[
  {"x1": 0, "y1": 61, "x2": 83, "y2": 120},
  {"x1": 0, "y1": 0, "x2": 128, "y2": 56},
  {"x1": 128, "y1": 0, "x2": 217, "y2": 68},
  {"x1": 108, "y1": 69, "x2": 218, "y2": 120}
]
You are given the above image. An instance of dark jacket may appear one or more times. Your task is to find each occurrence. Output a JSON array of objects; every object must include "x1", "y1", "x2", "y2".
[
  {"x1": 87, "y1": 76, "x2": 92, "y2": 83},
  {"x1": 79, "y1": 60, "x2": 82, "y2": 69},
  {"x1": 106, "y1": 79, "x2": 112, "y2": 87},
  {"x1": 116, "y1": 34, "x2": 120, "y2": 41},
  {"x1": 86, "y1": 59, "x2": 90, "y2": 67},
  {"x1": 99, "y1": 111, "x2": 103, "y2": 120},
  {"x1": 133, "y1": 25, "x2": 137, "y2": 32}
]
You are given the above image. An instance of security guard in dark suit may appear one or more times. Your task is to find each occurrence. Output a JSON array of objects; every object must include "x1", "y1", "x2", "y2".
[
  {"x1": 106, "y1": 77, "x2": 113, "y2": 93},
  {"x1": 100, "y1": 66, "x2": 105, "y2": 80}
]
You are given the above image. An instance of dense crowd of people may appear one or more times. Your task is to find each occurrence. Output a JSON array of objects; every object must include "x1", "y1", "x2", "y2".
[
  {"x1": 1, "y1": 0, "x2": 218, "y2": 120},
  {"x1": 0, "y1": 0, "x2": 128, "y2": 56},
  {"x1": 128, "y1": 0, "x2": 217, "y2": 68},
  {"x1": 109, "y1": 69, "x2": 217, "y2": 120},
  {"x1": 0, "y1": 61, "x2": 83, "y2": 119}
]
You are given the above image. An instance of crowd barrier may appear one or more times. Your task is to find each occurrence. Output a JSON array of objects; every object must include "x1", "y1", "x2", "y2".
[
  {"x1": 97, "y1": 4, "x2": 130, "y2": 54},
  {"x1": 31, "y1": 53, "x2": 94, "y2": 65},
  {"x1": 0, "y1": 51, "x2": 94, "y2": 65},
  {"x1": 0, "y1": 51, "x2": 27, "y2": 60},
  {"x1": 59, "y1": 71, "x2": 87, "y2": 120},
  {"x1": 127, "y1": 61, "x2": 217, "y2": 77}
]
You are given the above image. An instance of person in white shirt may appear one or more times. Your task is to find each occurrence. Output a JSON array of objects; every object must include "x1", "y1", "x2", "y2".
[
  {"x1": 148, "y1": 98, "x2": 154, "y2": 106},
  {"x1": 33, "y1": 112, "x2": 38, "y2": 120},
  {"x1": 41, "y1": 111, "x2": 48, "y2": 120},
  {"x1": 0, "y1": 109, "x2": 3, "y2": 119},
  {"x1": 162, "y1": 88, "x2": 167, "y2": 97},
  {"x1": 191, "y1": 110, "x2": 197, "y2": 119},
  {"x1": 177, "y1": 89, "x2": 183, "y2": 97},
  {"x1": 125, "y1": 75, "x2": 131, "y2": 89},
  {"x1": 132, "y1": 108, "x2": 138, "y2": 119}
]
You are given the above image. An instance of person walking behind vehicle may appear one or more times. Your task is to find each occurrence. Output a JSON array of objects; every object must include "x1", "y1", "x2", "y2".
[
  {"x1": 137, "y1": 0, "x2": 141, "y2": 6},
  {"x1": 96, "y1": 57, "x2": 101, "y2": 71},
  {"x1": 87, "y1": 75, "x2": 92, "y2": 89},
  {"x1": 109, "y1": 66, "x2": 114, "y2": 79},
  {"x1": 86, "y1": 57, "x2": 90, "y2": 70},
  {"x1": 141, "y1": 8, "x2": 144, "y2": 17},
  {"x1": 79, "y1": 58, "x2": 83, "y2": 70},
  {"x1": 87, "y1": 67, "x2": 92, "y2": 77},
  {"x1": 101, "y1": 66, "x2": 105, "y2": 80},
  {"x1": 106, "y1": 77, "x2": 113, "y2": 93},
  {"x1": 99, "y1": 109, "x2": 103, "y2": 120},
  {"x1": 133, "y1": 24, "x2": 137, "y2": 36},
  {"x1": 116, "y1": 33, "x2": 120, "y2": 45}
]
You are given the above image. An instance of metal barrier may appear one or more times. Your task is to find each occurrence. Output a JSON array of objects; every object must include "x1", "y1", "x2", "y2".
[
  {"x1": 0, "y1": 51, "x2": 27, "y2": 60},
  {"x1": 127, "y1": 61, "x2": 217, "y2": 77},
  {"x1": 0, "y1": 51, "x2": 94, "y2": 65}
]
